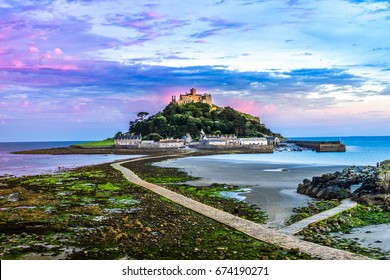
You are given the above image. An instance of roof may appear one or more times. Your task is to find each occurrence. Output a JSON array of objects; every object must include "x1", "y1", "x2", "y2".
[
  {"x1": 159, "y1": 139, "x2": 184, "y2": 143},
  {"x1": 207, "y1": 138, "x2": 225, "y2": 142},
  {"x1": 118, "y1": 135, "x2": 142, "y2": 140},
  {"x1": 239, "y1": 137, "x2": 267, "y2": 141}
]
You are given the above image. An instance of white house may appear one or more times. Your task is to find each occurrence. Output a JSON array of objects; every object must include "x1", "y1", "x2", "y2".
[
  {"x1": 159, "y1": 139, "x2": 185, "y2": 148},
  {"x1": 201, "y1": 134, "x2": 238, "y2": 146},
  {"x1": 115, "y1": 134, "x2": 142, "y2": 146},
  {"x1": 238, "y1": 137, "x2": 268, "y2": 145},
  {"x1": 205, "y1": 138, "x2": 226, "y2": 146},
  {"x1": 265, "y1": 136, "x2": 280, "y2": 146},
  {"x1": 139, "y1": 140, "x2": 157, "y2": 148}
]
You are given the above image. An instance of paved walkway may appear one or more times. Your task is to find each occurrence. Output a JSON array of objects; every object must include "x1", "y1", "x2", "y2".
[
  {"x1": 112, "y1": 157, "x2": 370, "y2": 260},
  {"x1": 280, "y1": 199, "x2": 357, "y2": 235}
]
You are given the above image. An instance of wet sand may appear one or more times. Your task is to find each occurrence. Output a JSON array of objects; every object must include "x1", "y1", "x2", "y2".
[
  {"x1": 155, "y1": 157, "x2": 345, "y2": 228},
  {"x1": 333, "y1": 224, "x2": 390, "y2": 254}
]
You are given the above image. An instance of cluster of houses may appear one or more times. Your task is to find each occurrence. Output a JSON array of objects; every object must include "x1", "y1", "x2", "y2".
[
  {"x1": 114, "y1": 131, "x2": 280, "y2": 149},
  {"x1": 114, "y1": 134, "x2": 186, "y2": 148}
]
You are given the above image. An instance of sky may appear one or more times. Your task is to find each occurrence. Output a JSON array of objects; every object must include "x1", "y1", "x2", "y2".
[{"x1": 0, "y1": 0, "x2": 390, "y2": 141}]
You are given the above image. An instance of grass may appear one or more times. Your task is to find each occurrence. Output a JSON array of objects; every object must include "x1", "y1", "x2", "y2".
[{"x1": 73, "y1": 139, "x2": 114, "y2": 147}]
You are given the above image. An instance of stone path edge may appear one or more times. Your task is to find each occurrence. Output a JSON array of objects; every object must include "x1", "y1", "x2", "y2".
[
  {"x1": 111, "y1": 156, "x2": 371, "y2": 260},
  {"x1": 280, "y1": 199, "x2": 357, "y2": 235}
]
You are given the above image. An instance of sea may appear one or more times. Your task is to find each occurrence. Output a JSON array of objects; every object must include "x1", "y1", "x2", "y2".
[
  {"x1": 1, "y1": 136, "x2": 389, "y2": 177},
  {"x1": 155, "y1": 136, "x2": 390, "y2": 229},
  {"x1": 0, "y1": 141, "x2": 142, "y2": 177},
  {"x1": 194, "y1": 136, "x2": 390, "y2": 167},
  {"x1": 1, "y1": 137, "x2": 390, "y2": 251}
]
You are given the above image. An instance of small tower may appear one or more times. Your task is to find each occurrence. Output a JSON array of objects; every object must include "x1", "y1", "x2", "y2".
[
  {"x1": 190, "y1": 88, "x2": 196, "y2": 97},
  {"x1": 171, "y1": 95, "x2": 176, "y2": 103}
]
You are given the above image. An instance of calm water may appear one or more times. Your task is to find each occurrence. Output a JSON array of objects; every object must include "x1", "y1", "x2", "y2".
[
  {"x1": 156, "y1": 136, "x2": 390, "y2": 227},
  {"x1": 200, "y1": 136, "x2": 390, "y2": 166},
  {"x1": 0, "y1": 141, "x2": 141, "y2": 176}
]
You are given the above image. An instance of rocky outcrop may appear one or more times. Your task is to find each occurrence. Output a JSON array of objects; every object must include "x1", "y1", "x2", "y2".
[
  {"x1": 298, "y1": 161, "x2": 390, "y2": 205},
  {"x1": 353, "y1": 160, "x2": 390, "y2": 205},
  {"x1": 297, "y1": 166, "x2": 376, "y2": 200}
]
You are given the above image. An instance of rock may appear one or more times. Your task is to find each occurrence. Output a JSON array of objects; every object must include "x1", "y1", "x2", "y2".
[
  {"x1": 353, "y1": 161, "x2": 390, "y2": 205},
  {"x1": 297, "y1": 165, "x2": 377, "y2": 200},
  {"x1": 195, "y1": 238, "x2": 203, "y2": 244},
  {"x1": 216, "y1": 247, "x2": 227, "y2": 252}
]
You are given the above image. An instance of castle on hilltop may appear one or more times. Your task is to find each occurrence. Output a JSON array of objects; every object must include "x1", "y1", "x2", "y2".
[{"x1": 171, "y1": 88, "x2": 212, "y2": 106}]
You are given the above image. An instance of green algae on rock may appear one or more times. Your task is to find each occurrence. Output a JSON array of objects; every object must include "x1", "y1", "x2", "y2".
[
  {"x1": 0, "y1": 163, "x2": 309, "y2": 260},
  {"x1": 298, "y1": 204, "x2": 390, "y2": 259}
]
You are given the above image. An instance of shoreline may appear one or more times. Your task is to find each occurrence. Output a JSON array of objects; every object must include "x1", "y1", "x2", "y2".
[
  {"x1": 154, "y1": 157, "x2": 347, "y2": 227},
  {"x1": 0, "y1": 158, "x2": 314, "y2": 260},
  {"x1": 2, "y1": 146, "x2": 389, "y2": 259}
]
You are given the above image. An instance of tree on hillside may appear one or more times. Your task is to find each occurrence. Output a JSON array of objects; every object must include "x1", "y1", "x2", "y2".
[
  {"x1": 128, "y1": 102, "x2": 280, "y2": 139},
  {"x1": 143, "y1": 133, "x2": 163, "y2": 141},
  {"x1": 137, "y1": 112, "x2": 149, "y2": 121},
  {"x1": 114, "y1": 131, "x2": 123, "y2": 138}
]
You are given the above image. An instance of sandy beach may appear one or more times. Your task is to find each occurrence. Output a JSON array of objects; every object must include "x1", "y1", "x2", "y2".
[{"x1": 155, "y1": 157, "x2": 346, "y2": 227}]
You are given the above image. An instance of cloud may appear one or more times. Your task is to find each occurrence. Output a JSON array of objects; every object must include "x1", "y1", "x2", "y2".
[
  {"x1": 214, "y1": 0, "x2": 227, "y2": 5},
  {"x1": 1, "y1": 0, "x2": 390, "y2": 140},
  {"x1": 190, "y1": 16, "x2": 245, "y2": 39},
  {"x1": 372, "y1": 47, "x2": 390, "y2": 51},
  {"x1": 54, "y1": 48, "x2": 63, "y2": 55},
  {"x1": 104, "y1": 11, "x2": 189, "y2": 46},
  {"x1": 0, "y1": 61, "x2": 367, "y2": 108},
  {"x1": 346, "y1": 0, "x2": 390, "y2": 3}
]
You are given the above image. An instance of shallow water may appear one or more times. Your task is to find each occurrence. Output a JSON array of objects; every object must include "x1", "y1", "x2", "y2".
[
  {"x1": 155, "y1": 157, "x2": 344, "y2": 227},
  {"x1": 333, "y1": 224, "x2": 390, "y2": 253},
  {"x1": 0, "y1": 141, "x2": 143, "y2": 176}
]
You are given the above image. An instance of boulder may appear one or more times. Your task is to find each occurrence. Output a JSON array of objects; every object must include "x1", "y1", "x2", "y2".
[
  {"x1": 297, "y1": 165, "x2": 376, "y2": 200},
  {"x1": 353, "y1": 160, "x2": 390, "y2": 205}
]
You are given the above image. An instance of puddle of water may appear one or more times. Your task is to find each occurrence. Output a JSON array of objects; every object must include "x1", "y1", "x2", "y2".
[{"x1": 333, "y1": 223, "x2": 390, "y2": 253}]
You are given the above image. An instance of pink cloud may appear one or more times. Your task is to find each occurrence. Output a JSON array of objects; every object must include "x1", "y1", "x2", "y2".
[
  {"x1": 0, "y1": 45, "x2": 80, "y2": 71},
  {"x1": 28, "y1": 46, "x2": 39, "y2": 53},
  {"x1": 12, "y1": 60, "x2": 25, "y2": 68},
  {"x1": 218, "y1": 97, "x2": 276, "y2": 116},
  {"x1": 54, "y1": 48, "x2": 63, "y2": 55},
  {"x1": 145, "y1": 11, "x2": 163, "y2": 19}
]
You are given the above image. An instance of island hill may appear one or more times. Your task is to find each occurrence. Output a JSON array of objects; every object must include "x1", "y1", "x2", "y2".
[
  {"x1": 70, "y1": 87, "x2": 345, "y2": 153},
  {"x1": 114, "y1": 88, "x2": 282, "y2": 152}
]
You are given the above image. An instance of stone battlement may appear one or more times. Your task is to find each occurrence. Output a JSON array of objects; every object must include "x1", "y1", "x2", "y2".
[{"x1": 172, "y1": 88, "x2": 212, "y2": 106}]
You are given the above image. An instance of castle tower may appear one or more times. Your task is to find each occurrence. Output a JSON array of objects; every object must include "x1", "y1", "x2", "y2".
[{"x1": 190, "y1": 88, "x2": 196, "y2": 97}]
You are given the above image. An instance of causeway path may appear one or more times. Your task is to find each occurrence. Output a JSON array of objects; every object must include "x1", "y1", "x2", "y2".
[
  {"x1": 112, "y1": 156, "x2": 370, "y2": 260},
  {"x1": 280, "y1": 199, "x2": 357, "y2": 235}
]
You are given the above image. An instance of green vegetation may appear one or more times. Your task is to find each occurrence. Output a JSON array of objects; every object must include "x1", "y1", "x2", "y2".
[
  {"x1": 299, "y1": 205, "x2": 390, "y2": 259},
  {"x1": 73, "y1": 138, "x2": 114, "y2": 147},
  {"x1": 286, "y1": 200, "x2": 341, "y2": 225},
  {"x1": 129, "y1": 102, "x2": 280, "y2": 139},
  {"x1": 122, "y1": 156, "x2": 195, "y2": 184},
  {"x1": 122, "y1": 157, "x2": 267, "y2": 224},
  {"x1": 0, "y1": 163, "x2": 310, "y2": 260},
  {"x1": 166, "y1": 184, "x2": 267, "y2": 223}
]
